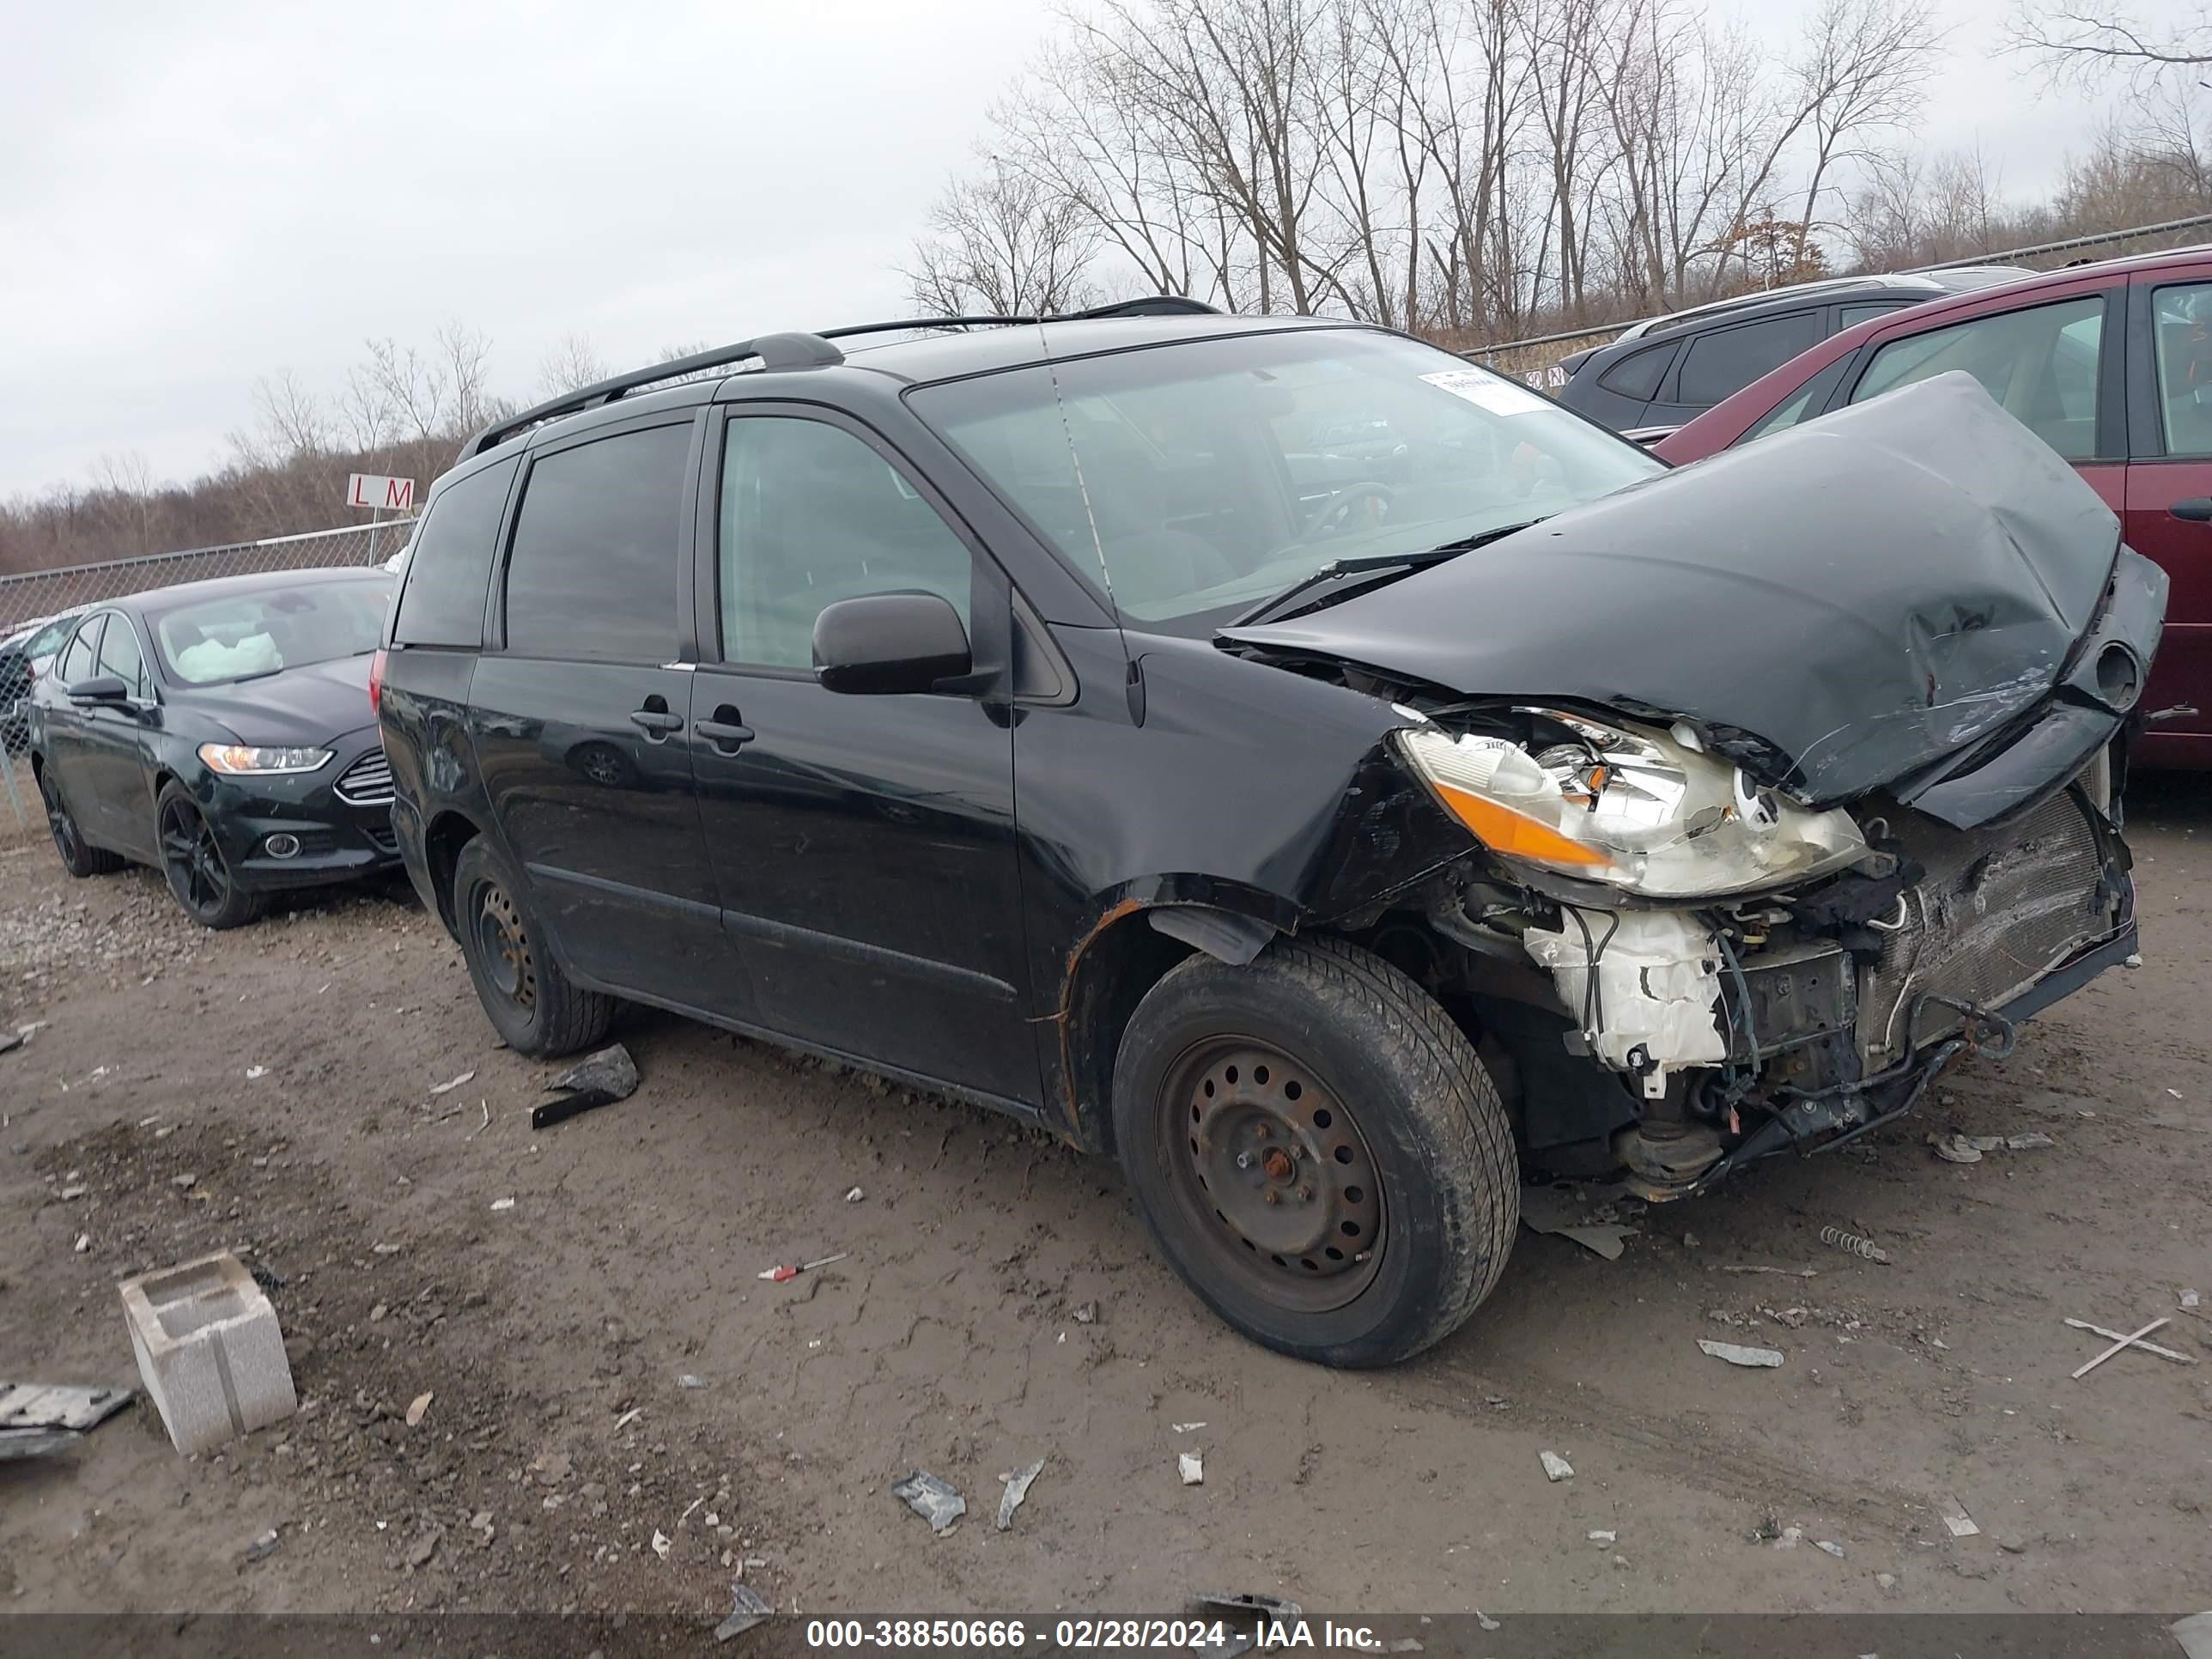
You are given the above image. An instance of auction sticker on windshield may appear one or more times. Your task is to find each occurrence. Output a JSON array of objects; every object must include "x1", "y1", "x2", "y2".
[{"x1": 1421, "y1": 369, "x2": 1551, "y2": 416}]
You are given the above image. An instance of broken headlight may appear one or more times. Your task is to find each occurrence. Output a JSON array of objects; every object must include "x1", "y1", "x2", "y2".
[{"x1": 1395, "y1": 714, "x2": 1868, "y2": 898}]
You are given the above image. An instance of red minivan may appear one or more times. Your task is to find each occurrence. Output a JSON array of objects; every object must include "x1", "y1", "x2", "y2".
[{"x1": 1656, "y1": 246, "x2": 2212, "y2": 769}]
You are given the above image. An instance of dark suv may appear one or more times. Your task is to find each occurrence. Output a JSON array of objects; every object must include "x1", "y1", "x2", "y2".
[
  {"x1": 378, "y1": 303, "x2": 2159, "y2": 1367},
  {"x1": 1541, "y1": 269, "x2": 2030, "y2": 437}
]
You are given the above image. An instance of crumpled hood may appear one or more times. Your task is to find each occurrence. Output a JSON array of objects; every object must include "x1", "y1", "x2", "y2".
[
  {"x1": 1221, "y1": 374, "x2": 2130, "y2": 806},
  {"x1": 182, "y1": 653, "x2": 377, "y2": 749}
]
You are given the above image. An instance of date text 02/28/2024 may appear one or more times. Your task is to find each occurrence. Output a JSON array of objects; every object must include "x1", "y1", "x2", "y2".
[{"x1": 804, "y1": 1619, "x2": 1394, "y2": 1649}]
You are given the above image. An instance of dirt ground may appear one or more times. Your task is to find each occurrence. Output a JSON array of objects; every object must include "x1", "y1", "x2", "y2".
[{"x1": 0, "y1": 778, "x2": 2206, "y2": 1630}]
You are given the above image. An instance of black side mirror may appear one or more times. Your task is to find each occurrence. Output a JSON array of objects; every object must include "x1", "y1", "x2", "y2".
[
  {"x1": 65, "y1": 675, "x2": 131, "y2": 706},
  {"x1": 812, "y1": 592, "x2": 973, "y2": 696}
]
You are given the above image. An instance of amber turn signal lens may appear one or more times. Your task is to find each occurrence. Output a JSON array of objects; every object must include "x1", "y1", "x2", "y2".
[{"x1": 1432, "y1": 781, "x2": 1614, "y2": 871}]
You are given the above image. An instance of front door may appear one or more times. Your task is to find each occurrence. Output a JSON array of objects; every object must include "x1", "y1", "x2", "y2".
[
  {"x1": 471, "y1": 413, "x2": 747, "y2": 1015},
  {"x1": 78, "y1": 610, "x2": 160, "y2": 859},
  {"x1": 2124, "y1": 275, "x2": 2212, "y2": 761},
  {"x1": 688, "y1": 406, "x2": 1036, "y2": 1104}
]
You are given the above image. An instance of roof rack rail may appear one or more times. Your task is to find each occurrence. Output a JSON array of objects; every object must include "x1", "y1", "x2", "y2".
[{"x1": 459, "y1": 296, "x2": 1220, "y2": 459}]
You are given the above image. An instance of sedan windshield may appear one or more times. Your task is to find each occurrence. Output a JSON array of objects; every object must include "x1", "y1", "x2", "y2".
[
  {"x1": 909, "y1": 329, "x2": 1662, "y2": 627},
  {"x1": 149, "y1": 579, "x2": 390, "y2": 686}
]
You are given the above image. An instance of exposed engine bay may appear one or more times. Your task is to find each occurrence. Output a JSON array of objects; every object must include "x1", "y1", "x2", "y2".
[{"x1": 1369, "y1": 698, "x2": 2136, "y2": 1200}]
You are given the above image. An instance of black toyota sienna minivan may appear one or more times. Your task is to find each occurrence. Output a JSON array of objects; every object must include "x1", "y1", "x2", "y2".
[{"x1": 378, "y1": 301, "x2": 2160, "y2": 1367}]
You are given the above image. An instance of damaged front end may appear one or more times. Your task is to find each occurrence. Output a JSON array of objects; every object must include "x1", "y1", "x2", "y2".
[{"x1": 1396, "y1": 703, "x2": 2136, "y2": 1200}]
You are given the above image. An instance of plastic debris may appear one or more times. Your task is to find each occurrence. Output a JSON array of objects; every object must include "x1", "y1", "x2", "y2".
[
  {"x1": 1073, "y1": 1302, "x2": 1097, "y2": 1324},
  {"x1": 1588, "y1": 1529, "x2": 1616, "y2": 1544},
  {"x1": 2071, "y1": 1316, "x2": 2173, "y2": 1379},
  {"x1": 715, "y1": 1583, "x2": 774, "y2": 1642},
  {"x1": 1521, "y1": 1184, "x2": 1635, "y2": 1259},
  {"x1": 1930, "y1": 1132, "x2": 1985, "y2": 1164},
  {"x1": 428, "y1": 1070, "x2": 476, "y2": 1097},
  {"x1": 490, "y1": 1197, "x2": 515, "y2": 1212},
  {"x1": 996, "y1": 1456, "x2": 1045, "y2": 1530},
  {"x1": 757, "y1": 1253, "x2": 848, "y2": 1283},
  {"x1": 0, "y1": 1427, "x2": 82, "y2": 1461},
  {"x1": 1720, "y1": 1264, "x2": 1819, "y2": 1278},
  {"x1": 1819, "y1": 1225, "x2": 1891, "y2": 1264},
  {"x1": 533, "y1": 1043, "x2": 639, "y2": 1129},
  {"x1": 678, "y1": 1375, "x2": 708, "y2": 1389},
  {"x1": 1172, "y1": 1422, "x2": 1207, "y2": 1433},
  {"x1": 1199, "y1": 1593, "x2": 1301, "y2": 1620},
  {"x1": 246, "y1": 1066, "x2": 268, "y2": 1080},
  {"x1": 243, "y1": 1528, "x2": 282, "y2": 1563},
  {"x1": 1540, "y1": 1450, "x2": 1574, "y2": 1481},
  {"x1": 0, "y1": 1382, "x2": 134, "y2": 1436},
  {"x1": 405, "y1": 1391, "x2": 433, "y2": 1427},
  {"x1": 1178, "y1": 1451, "x2": 1204, "y2": 1486},
  {"x1": 652, "y1": 1529, "x2": 672, "y2": 1559},
  {"x1": 1475, "y1": 1613, "x2": 1501, "y2": 1632},
  {"x1": 2063, "y1": 1317, "x2": 2197, "y2": 1365},
  {"x1": 612, "y1": 1407, "x2": 643, "y2": 1431},
  {"x1": 892, "y1": 1471, "x2": 966, "y2": 1534},
  {"x1": 1816, "y1": 1540, "x2": 1846, "y2": 1558},
  {"x1": 1698, "y1": 1339, "x2": 1784, "y2": 1368},
  {"x1": 844, "y1": 1186, "x2": 864, "y2": 1203},
  {"x1": 1937, "y1": 1495, "x2": 1980, "y2": 1538},
  {"x1": 2183, "y1": 1290, "x2": 2201, "y2": 1311},
  {"x1": 2171, "y1": 1613, "x2": 2212, "y2": 1659},
  {"x1": 2005, "y1": 1132, "x2": 2055, "y2": 1151}
]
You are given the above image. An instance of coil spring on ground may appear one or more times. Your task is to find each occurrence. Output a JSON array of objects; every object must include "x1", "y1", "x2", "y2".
[{"x1": 1819, "y1": 1224, "x2": 1891, "y2": 1264}]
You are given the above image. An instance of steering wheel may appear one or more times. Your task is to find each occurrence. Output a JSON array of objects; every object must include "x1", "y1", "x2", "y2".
[{"x1": 1303, "y1": 481, "x2": 1395, "y2": 541}]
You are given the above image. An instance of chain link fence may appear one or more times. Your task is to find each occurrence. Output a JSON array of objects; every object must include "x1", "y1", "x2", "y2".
[{"x1": 0, "y1": 519, "x2": 412, "y2": 835}]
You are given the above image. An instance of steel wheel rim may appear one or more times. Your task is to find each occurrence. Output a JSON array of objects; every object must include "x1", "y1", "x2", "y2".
[
  {"x1": 473, "y1": 881, "x2": 536, "y2": 1010},
  {"x1": 1157, "y1": 1038, "x2": 1386, "y2": 1314},
  {"x1": 159, "y1": 797, "x2": 229, "y2": 912},
  {"x1": 40, "y1": 775, "x2": 79, "y2": 863}
]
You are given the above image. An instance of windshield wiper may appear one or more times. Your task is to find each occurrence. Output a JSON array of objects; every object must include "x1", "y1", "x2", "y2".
[{"x1": 1229, "y1": 519, "x2": 1548, "y2": 629}]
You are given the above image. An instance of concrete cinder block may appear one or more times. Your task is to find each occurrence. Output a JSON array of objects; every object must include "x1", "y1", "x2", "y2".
[{"x1": 118, "y1": 1250, "x2": 296, "y2": 1455}]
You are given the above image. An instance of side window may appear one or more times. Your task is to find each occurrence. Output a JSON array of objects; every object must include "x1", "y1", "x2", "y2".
[
  {"x1": 1851, "y1": 295, "x2": 2106, "y2": 460},
  {"x1": 1837, "y1": 301, "x2": 1907, "y2": 331},
  {"x1": 716, "y1": 417, "x2": 973, "y2": 671},
  {"x1": 1595, "y1": 342, "x2": 1676, "y2": 402},
  {"x1": 95, "y1": 615, "x2": 146, "y2": 697},
  {"x1": 504, "y1": 424, "x2": 690, "y2": 663},
  {"x1": 2150, "y1": 282, "x2": 2212, "y2": 457},
  {"x1": 392, "y1": 457, "x2": 519, "y2": 647},
  {"x1": 1735, "y1": 356, "x2": 1856, "y2": 447},
  {"x1": 1674, "y1": 311, "x2": 1824, "y2": 406},
  {"x1": 58, "y1": 617, "x2": 102, "y2": 685}
]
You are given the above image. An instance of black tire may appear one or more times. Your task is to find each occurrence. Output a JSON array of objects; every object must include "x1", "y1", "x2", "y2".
[
  {"x1": 39, "y1": 764, "x2": 125, "y2": 878},
  {"x1": 1111, "y1": 934, "x2": 1517, "y2": 1368},
  {"x1": 155, "y1": 781, "x2": 264, "y2": 928},
  {"x1": 452, "y1": 838, "x2": 613, "y2": 1057}
]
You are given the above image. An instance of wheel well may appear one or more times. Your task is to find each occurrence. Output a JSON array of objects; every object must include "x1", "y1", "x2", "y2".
[
  {"x1": 423, "y1": 811, "x2": 483, "y2": 932},
  {"x1": 1060, "y1": 910, "x2": 1194, "y2": 1155}
]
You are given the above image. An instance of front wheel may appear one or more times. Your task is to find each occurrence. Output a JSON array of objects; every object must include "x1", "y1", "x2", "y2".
[
  {"x1": 156, "y1": 782, "x2": 264, "y2": 928},
  {"x1": 1111, "y1": 935, "x2": 1517, "y2": 1368}
]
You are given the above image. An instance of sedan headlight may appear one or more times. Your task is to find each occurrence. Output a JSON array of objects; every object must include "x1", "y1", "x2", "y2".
[
  {"x1": 1396, "y1": 714, "x2": 1867, "y2": 898},
  {"x1": 198, "y1": 743, "x2": 332, "y2": 775}
]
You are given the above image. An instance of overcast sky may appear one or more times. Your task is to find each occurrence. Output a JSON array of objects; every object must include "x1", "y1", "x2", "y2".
[{"x1": 0, "y1": 0, "x2": 2124, "y2": 501}]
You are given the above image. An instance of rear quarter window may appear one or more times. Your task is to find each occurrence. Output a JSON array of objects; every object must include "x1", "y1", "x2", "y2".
[
  {"x1": 1595, "y1": 342, "x2": 1677, "y2": 402},
  {"x1": 1675, "y1": 310, "x2": 1825, "y2": 406},
  {"x1": 391, "y1": 458, "x2": 519, "y2": 647}
]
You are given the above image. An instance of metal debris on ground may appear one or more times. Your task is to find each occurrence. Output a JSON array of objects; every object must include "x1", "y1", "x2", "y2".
[
  {"x1": 2063, "y1": 1318, "x2": 2197, "y2": 1365},
  {"x1": 1698, "y1": 1339, "x2": 1785, "y2": 1368},
  {"x1": 0, "y1": 1427, "x2": 82, "y2": 1461},
  {"x1": 532, "y1": 1042, "x2": 640, "y2": 1129},
  {"x1": 0, "y1": 1381, "x2": 134, "y2": 1436},
  {"x1": 996, "y1": 1456, "x2": 1045, "y2": 1530},
  {"x1": 243, "y1": 1528, "x2": 281, "y2": 1563},
  {"x1": 1178, "y1": 1450, "x2": 1204, "y2": 1486},
  {"x1": 1819, "y1": 1225, "x2": 1891, "y2": 1264},
  {"x1": 428, "y1": 1069, "x2": 476, "y2": 1097},
  {"x1": 1937, "y1": 1496, "x2": 1980, "y2": 1538},
  {"x1": 1520, "y1": 1184, "x2": 1635, "y2": 1260},
  {"x1": 1816, "y1": 1540, "x2": 1846, "y2": 1558},
  {"x1": 2071, "y1": 1316, "x2": 2175, "y2": 1380},
  {"x1": 1930, "y1": 1132, "x2": 1987, "y2": 1164},
  {"x1": 715, "y1": 1582, "x2": 774, "y2": 1642},
  {"x1": 1540, "y1": 1450, "x2": 1573, "y2": 1482},
  {"x1": 1198, "y1": 1592, "x2": 1302, "y2": 1620},
  {"x1": 757, "y1": 1253, "x2": 848, "y2": 1283},
  {"x1": 1720, "y1": 1264, "x2": 1819, "y2": 1278},
  {"x1": 891, "y1": 1471, "x2": 967, "y2": 1534}
]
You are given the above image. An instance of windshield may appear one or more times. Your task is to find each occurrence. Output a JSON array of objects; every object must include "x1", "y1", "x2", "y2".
[
  {"x1": 908, "y1": 329, "x2": 1662, "y2": 627},
  {"x1": 149, "y1": 578, "x2": 390, "y2": 686}
]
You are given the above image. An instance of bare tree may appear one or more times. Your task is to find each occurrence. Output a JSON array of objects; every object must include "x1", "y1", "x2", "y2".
[
  {"x1": 436, "y1": 320, "x2": 497, "y2": 435},
  {"x1": 2003, "y1": 3, "x2": 2212, "y2": 85},
  {"x1": 1781, "y1": 0, "x2": 1943, "y2": 267},
  {"x1": 903, "y1": 165, "x2": 1103, "y2": 315},
  {"x1": 538, "y1": 333, "x2": 611, "y2": 399}
]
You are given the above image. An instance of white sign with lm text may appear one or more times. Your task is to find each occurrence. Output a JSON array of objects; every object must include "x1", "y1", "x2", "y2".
[{"x1": 347, "y1": 473, "x2": 416, "y2": 511}]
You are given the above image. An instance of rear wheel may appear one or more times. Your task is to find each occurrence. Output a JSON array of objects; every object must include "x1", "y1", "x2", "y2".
[
  {"x1": 156, "y1": 781, "x2": 264, "y2": 928},
  {"x1": 452, "y1": 839, "x2": 612, "y2": 1057},
  {"x1": 39, "y1": 765, "x2": 124, "y2": 878},
  {"x1": 1111, "y1": 934, "x2": 1517, "y2": 1368}
]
